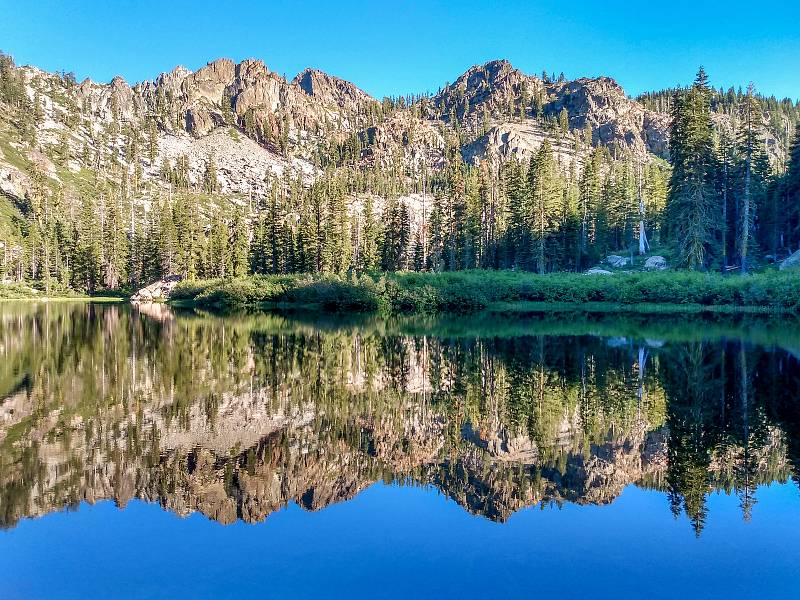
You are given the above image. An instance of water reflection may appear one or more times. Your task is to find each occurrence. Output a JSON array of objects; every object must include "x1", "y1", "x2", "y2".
[{"x1": 1, "y1": 303, "x2": 799, "y2": 535}]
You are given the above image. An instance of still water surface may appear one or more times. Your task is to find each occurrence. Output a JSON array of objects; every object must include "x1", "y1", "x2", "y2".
[{"x1": 1, "y1": 303, "x2": 799, "y2": 599}]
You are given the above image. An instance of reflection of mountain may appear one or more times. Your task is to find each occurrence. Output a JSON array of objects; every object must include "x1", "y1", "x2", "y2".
[{"x1": 0, "y1": 303, "x2": 797, "y2": 532}]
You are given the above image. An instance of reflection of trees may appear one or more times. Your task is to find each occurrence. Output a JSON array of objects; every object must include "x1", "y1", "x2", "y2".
[
  {"x1": 0, "y1": 303, "x2": 797, "y2": 533},
  {"x1": 661, "y1": 341, "x2": 792, "y2": 534}
]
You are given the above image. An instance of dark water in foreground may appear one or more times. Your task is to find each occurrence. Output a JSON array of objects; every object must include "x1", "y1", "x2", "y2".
[{"x1": 1, "y1": 303, "x2": 800, "y2": 599}]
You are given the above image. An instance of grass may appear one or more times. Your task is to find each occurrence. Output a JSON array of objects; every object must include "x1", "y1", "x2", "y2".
[
  {"x1": 0, "y1": 283, "x2": 125, "y2": 301},
  {"x1": 168, "y1": 270, "x2": 800, "y2": 314}
]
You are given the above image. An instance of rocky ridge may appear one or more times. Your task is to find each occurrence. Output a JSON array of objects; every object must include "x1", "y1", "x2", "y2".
[{"x1": 1, "y1": 56, "x2": 688, "y2": 207}]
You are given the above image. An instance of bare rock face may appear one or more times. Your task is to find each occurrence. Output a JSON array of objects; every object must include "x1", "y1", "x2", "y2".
[
  {"x1": 0, "y1": 161, "x2": 32, "y2": 200},
  {"x1": 185, "y1": 106, "x2": 218, "y2": 136},
  {"x1": 25, "y1": 149, "x2": 60, "y2": 182},
  {"x1": 293, "y1": 68, "x2": 374, "y2": 112},
  {"x1": 364, "y1": 111, "x2": 446, "y2": 170},
  {"x1": 587, "y1": 268, "x2": 613, "y2": 275},
  {"x1": 434, "y1": 60, "x2": 673, "y2": 161},
  {"x1": 558, "y1": 77, "x2": 668, "y2": 158},
  {"x1": 464, "y1": 121, "x2": 582, "y2": 169},
  {"x1": 434, "y1": 59, "x2": 540, "y2": 122},
  {"x1": 230, "y1": 59, "x2": 284, "y2": 118},
  {"x1": 183, "y1": 58, "x2": 236, "y2": 105}
]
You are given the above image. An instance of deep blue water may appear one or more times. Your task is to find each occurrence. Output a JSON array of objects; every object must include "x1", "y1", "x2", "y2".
[{"x1": 2, "y1": 482, "x2": 799, "y2": 599}]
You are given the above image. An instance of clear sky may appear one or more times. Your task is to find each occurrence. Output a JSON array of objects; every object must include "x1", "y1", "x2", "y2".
[{"x1": 1, "y1": 0, "x2": 798, "y2": 101}]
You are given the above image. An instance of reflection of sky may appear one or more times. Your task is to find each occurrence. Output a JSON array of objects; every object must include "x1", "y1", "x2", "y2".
[{"x1": 2, "y1": 483, "x2": 798, "y2": 599}]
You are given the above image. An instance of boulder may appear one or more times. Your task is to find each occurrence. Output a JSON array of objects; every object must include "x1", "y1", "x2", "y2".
[
  {"x1": 131, "y1": 275, "x2": 182, "y2": 303},
  {"x1": 587, "y1": 268, "x2": 613, "y2": 275},
  {"x1": 644, "y1": 255, "x2": 668, "y2": 271},
  {"x1": 779, "y1": 249, "x2": 800, "y2": 271},
  {"x1": 605, "y1": 255, "x2": 630, "y2": 268}
]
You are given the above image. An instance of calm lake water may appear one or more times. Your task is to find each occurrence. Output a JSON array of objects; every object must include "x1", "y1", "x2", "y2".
[{"x1": 1, "y1": 302, "x2": 799, "y2": 599}]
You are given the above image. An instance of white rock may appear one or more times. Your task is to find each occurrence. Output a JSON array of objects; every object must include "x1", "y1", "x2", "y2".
[
  {"x1": 131, "y1": 275, "x2": 182, "y2": 303},
  {"x1": 779, "y1": 250, "x2": 800, "y2": 271},
  {"x1": 586, "y1": 268, "x2": 613, "y2": 275},
  {"x1": 644, "y1": 256, "x2": 668, "y2": 271},
  {"x1": 605, "y1": 255, "x2": 630, "y2": 268}
]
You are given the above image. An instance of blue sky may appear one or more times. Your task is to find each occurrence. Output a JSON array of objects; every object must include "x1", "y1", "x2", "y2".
[{"x1": 1, "y1": 0, "x2": 798, "y2": 100}]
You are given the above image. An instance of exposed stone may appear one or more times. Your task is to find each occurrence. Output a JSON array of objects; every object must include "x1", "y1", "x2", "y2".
[
  {"x1": 131, "y1": 275, "x2": 182, "y2": 303},
  {"x1": 0, "y1": 162, "x2": 32, "y2": 200},
  {"x1": 587, "y1": 268, "x2": 613, "y2": 275},
  {"x1": 605, "y1": 255, "x2": 630, "y2": 268},
  {"x1": 27, "y1": 150, "x2": 58, "y2": 180},
  {"x1": 779, "y1": 249, "x2": 800, "y2": 271},
  {"x1": 644, "y1": 255, "x2": 668, "y2": 270}
]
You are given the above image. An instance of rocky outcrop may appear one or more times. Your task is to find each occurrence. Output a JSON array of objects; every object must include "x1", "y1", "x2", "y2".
[
  {"x1": 434, "y1": 60, "x2": 674, "y2": 161},
  {"x1": 0, "y1": 161, "x2": 32, "y2": 200},
  {"x1": 463, "y1": 121, "x2": 582, "y2": 169},
  {"x1": 293, "y1": 68, "x2": 375, "y2": 112}
]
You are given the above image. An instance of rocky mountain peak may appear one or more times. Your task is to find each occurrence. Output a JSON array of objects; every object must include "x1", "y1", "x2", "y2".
[
  {"x1": 109, "y1": 74, "x2": 129, "y2": 89},
  {"x1": 235, "y1": 58, "x2": 272, "y2": 85},
  {"x1": 149, "y1": 65, "x2": 192, "y2": 95},
  {"x1": 433, "y1": 59, "x2": 539, "y2": 124},
  {"x1": 182, "y1": 58, "x2": 236, "y2": 104},
  {"x1": 292, "y1": 68, "x2": 375, "y2": 110}
]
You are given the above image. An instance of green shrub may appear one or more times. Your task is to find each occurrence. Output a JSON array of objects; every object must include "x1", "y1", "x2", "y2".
[
  {"x1": 284, "y1": 278, "x2": 378, "y2": 312},
  {"x1": 164, "y1": 269, "x2": 800, "y2": 314}
]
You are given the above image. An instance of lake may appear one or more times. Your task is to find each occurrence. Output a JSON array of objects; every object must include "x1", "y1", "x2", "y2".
[{"x1": 1, "y1": 302, "x2": 799, "y2": 599}]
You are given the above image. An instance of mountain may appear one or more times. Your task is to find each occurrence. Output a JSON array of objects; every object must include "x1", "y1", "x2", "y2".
[
  {"x1": 1, "y1": 52, "x2": 798, "y2": 288},
  {"x1": 3, "y1": 54, "x2": 794, "y2": 199}
]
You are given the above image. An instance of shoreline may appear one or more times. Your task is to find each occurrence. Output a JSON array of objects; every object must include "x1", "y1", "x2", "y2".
[
  {"x1": 0, "y1": 296, "x2": 125, "y2": 303},
  {"x1": 5, "y1": 270, "x2": 799, "y2": 316}
]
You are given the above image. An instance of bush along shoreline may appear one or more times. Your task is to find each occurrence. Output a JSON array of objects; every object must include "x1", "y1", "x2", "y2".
[{"x1": 165, "y1": 270, "x2": 800, "y2": 314}]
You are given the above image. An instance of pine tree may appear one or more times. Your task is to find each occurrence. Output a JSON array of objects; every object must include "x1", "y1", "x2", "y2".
[
  {"x1": 229, "y1": 207, "x2": 250, "y2": 277},
  {"x1": 578, "y1": 148, "x2": 603, "y2": 267},
  {"x1": 360, "y1": 194, "x2": 380, "y2": 271},
  {"x1": 785, "y1": 125, "x2": 800, "y2": 252},
  {"x1": 558, "y1": 107, "x2": 570, "y2": 134},
  {"x1": 147, "y1": 118, "x2": 158, "y2": 165},
  {"x1": 736, "y1": 85, "x2": 769, "y2": 273},
  {"x1": 101, "y1": 190, "x2": 129, "y2": 289},
  {"x1": 203, "y1": 156, "x2": 220, "y2": 194},
  {"x1": 527, "y1": 140, "x2": 562, "y2": 273},
  {"x1": 717, "y1": 129, "x2": 736, "y2": 270},
  {"x1": 666, "y1": 68, "x2": 719, "y2": 269},
  {"x1": 156, "y1": 197, "x2": 177, "y2": 277},
  {"x1": 503, "y1": 158, "x2": 527, "y2": 268},
  {"x1": 427, "y1": 193, "x2": 446, "y2": 272}
]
